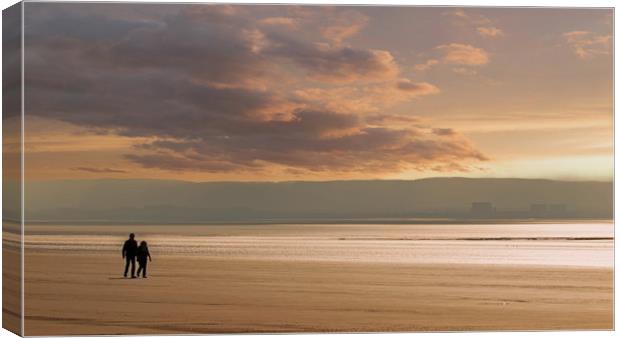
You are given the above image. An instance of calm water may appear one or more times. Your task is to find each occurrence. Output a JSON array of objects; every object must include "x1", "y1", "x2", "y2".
[{"x1": 24, "y1": 222, "x2": 613, "y2": 268}]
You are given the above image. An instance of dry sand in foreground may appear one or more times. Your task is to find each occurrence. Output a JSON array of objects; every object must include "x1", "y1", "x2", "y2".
[{"x1": 24, "y1": 252, "x2": 612, "y2": 335}]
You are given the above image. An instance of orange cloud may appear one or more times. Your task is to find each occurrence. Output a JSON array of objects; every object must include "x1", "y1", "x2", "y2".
[
  {"x1": 436, "y1": 43, "x2": 489, "y2": 65},
  {"x1": 126, "y1": 116, "x2": 487, "y2": 175},
  {"x1": 444, "y1": 9, "x2": 503, "y2": 39},
  {"x1": 72, "y1": 167, "x2": 128, "y2": 174},
  {"x1": 414, "y1": 59, "x2": 439, "y2": 71},
  {"x1": 294, "y1": 80, "x2": 439, "y2": 114},
  {"x1": 320, "y1": 9, "x2": 369, "y2": 44},
  {"x1": 432, "y1": 128, "x2": 457, "y2": 136},
  {"x1": 477, "y1": 26, "x2": 503, "y2": 38},
  {"x1": 563, "y1": 30, "x2": 611, "y2": 59},
  {"x1": 396, "y1": 79, "x2": 440, "y2": 95},
  {"x1": 259, "y1": 16, "x2": 299, "y2": 29}
]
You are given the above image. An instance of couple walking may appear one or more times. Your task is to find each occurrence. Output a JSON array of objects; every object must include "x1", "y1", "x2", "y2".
[{"x1": 122, "y1": 233, "x2": 152, "y2": 278}]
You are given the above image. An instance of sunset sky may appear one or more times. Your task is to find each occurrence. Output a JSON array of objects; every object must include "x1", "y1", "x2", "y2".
[{"x1": 21, "y1": 4, "x2": 612, "y2": 182}]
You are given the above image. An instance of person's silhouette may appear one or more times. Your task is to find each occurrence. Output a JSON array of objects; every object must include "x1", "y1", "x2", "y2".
[
  {"x1": 122, "y1": 233, "x2": 138, "y2": 278},
  {"x1": 136, "y1": 241, "x2": 152, "y2": 278}
]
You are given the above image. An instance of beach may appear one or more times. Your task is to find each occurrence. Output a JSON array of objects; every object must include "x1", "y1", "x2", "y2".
[
  {"x1": 3, "y1": 221, "x2": 22, "y2": 335},
  {"x1": 22, "y1": 222, "x2": 613, "y2": 334},
  {"x1": 9, "y1": 2, "x2": 615, "y2": 334}
]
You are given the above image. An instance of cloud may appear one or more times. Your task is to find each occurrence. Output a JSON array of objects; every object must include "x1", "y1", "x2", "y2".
[
  {"x1": 433, "y1": 10, "x2": 498, "y2": 74},
  {"x1": 477, "y1": 26, "x2": 503, "y2": 38},
  {"x1": 436, "y1": 43, "x2": 489, "y2": 65},
  {"x1": 126, "y1": 117, "x2": 487, "y2": 174},
  {"x1": 415, "y1": 43, "x2": 489, "y2": 74},
  {"x1": 414, "y1": 59, "x2": 439, "y2": 71},
  {"x1": 293, "y1": 80, "x2": 439, "y2": 114},
  {"x1": 432, "y1": 128, "x2": 457, "y2": 136},
  {"x1": 94, "y1": 8, "x2": 270, "y2": 87},
  {"x1": 320, "y1": 9, "x2": 369, "y2": 45},
  {"x1": 24, "y1": 4, "x2": 486, "y2": 176},
  {"x1": 72, "y1": 167, "x2": 128, "y2": 173},
  {"x1": 396, "y1": 80, "x2": 440, "y2": 95},
  {"x1": 259, "y1": 16, "x2": 299, "y2": 29},
  {"x1": 563, "y1": 30, "x2": 611, "y2": 59},
  {"x1": 366, "y1": 114, "x2": 424, "y2": 127},
  {"x1": 452, "y1": 67, "x2": 478, "y2": 76},
  {"x1": 444, "y1": 9, "x2": 503, "y2": 39},
  {"x1": 265, "y1": 36, "x2": 400, "y2": 83},
  {"x1": 446, "y1": 9, "x2": 470, "y2": 20}
]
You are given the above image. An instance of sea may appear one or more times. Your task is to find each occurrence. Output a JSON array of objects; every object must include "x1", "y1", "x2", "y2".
[{"x1": 21, "y1": 221, "x2": 613, "y2": 268}]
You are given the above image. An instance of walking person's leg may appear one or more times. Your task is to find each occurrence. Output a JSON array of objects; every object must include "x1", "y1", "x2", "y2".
[
  {"x1": 130, "y1": 257, "x2": 136, "y2": 278},
  {"x1": 136, "y1": 263, "x2": 143, "y2": 277},
  {"x1": 142, "y1": 260, "x2": 148, "y2": 278},
  {"x1": 124, "y1": 257, "x2": 130, "y2": 277}
]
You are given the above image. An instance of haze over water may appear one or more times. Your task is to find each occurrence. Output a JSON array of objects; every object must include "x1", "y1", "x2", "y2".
[{"x1": 25, "y1": 221, "x2": 613, "y2": 268}]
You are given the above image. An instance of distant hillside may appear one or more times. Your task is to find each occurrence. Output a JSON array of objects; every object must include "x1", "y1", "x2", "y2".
[{"x1": 9, "y1": 178, "x2": 613, "y2": 223}]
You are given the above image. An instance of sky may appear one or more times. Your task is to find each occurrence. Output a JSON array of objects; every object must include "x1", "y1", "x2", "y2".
[{"x1": 19, "y1": 4, "x2": 613, "y2": 182}]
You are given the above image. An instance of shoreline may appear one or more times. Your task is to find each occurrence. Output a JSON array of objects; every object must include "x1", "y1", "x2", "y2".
[{"x1": 25, "y1": 250, "x2": 616, "y2": 271}]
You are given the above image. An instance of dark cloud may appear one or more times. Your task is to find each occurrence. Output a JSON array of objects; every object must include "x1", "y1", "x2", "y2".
[
  {"x1": 264, "y1": 33, "x2": 399, "y2": 83},
  {"x1": 72, "y1": 167, "x2": 128, "y2": 174},
  {"x1": 432, "y1": 128, "x2": 457, "y2": 136},
  {"x1": 24, "y1": 3, "x2": 486, "y2": 175},
  {"x1": 97, "y1": 9, "x2": 270, "y2": 85},
  {"x1": 366, "y1": 114, "x2": 424, "y2": 126},
  {"x1": 126, "y1": 114, "x2": 487, "y2": 174}
]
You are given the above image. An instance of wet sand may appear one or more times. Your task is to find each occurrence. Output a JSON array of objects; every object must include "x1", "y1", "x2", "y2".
[
  {"x1": 24, "y1": 251, "x2": 612, "y2": 335},
  {"x1": 3, "y1": 248, "x2": 21, "y2": 335}
]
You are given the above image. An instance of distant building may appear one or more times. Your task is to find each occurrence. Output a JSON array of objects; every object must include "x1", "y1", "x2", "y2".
[
  {"x1": 548, "y1": 204, "x2": 567, "y2": 216},
  {"x1": 470, "y1": 202, "x2": 495, "y2": 218},
  {"x1": 530, "y1": 203, "x2": 567, "y2": 217}
]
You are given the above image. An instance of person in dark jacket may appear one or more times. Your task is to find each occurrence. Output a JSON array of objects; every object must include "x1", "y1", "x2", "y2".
[
  {"x1": 122, "y1": 233, "x2": 138, "y2": 278},
  {"x1": 136, "y1": 241, "x2": 152, "y2": 278}
]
